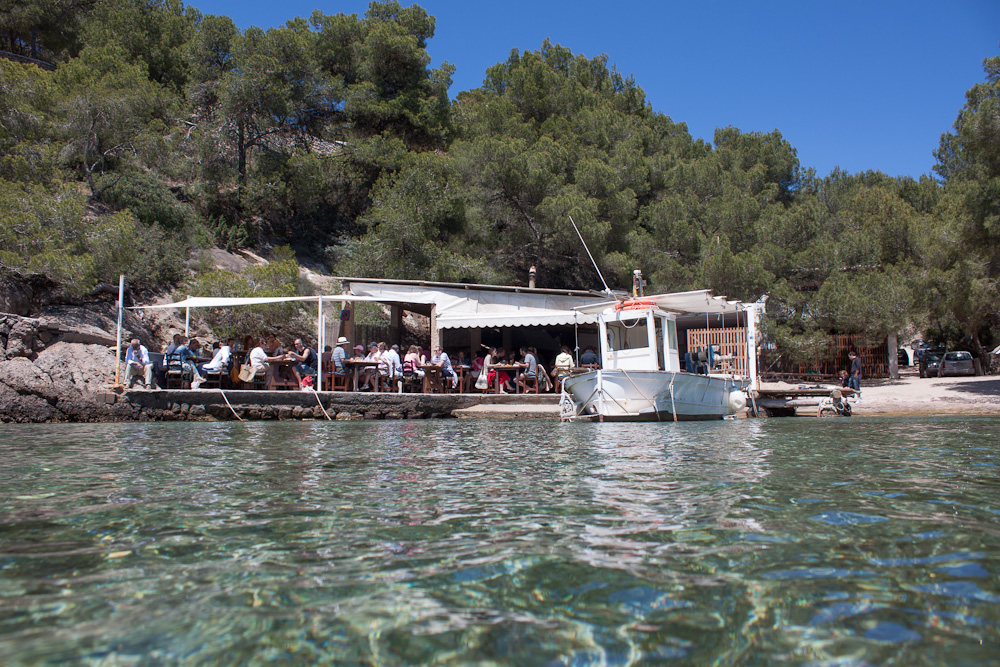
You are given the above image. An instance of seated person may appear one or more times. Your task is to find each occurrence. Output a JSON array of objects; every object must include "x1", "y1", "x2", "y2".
[
  {"x1": 194, "y1": 338, "x2": 232, "y2": 388},
  {"x1": 486, "y1": 347, "x2": 514, "y2": 393},
  {"x1": 332, "y1": 338, "x2": 350, "y2": 376},
  {"x1": 176, "y1": 338, "x2": 206, "y2": 387},
  {"x1": 579, "y1": 346, "x2": 599, "y2": 366},
  {"x1": 124, "y1": 338, "x2": 153, "y2": 388},
  {"x1": 431, "y1": 345, "x2": 457, "y2": 389},
  {"x1": 514, "y1": 346, "x2": 538, "y2": 391},
  {"x1": 287, "y1": 338, "x2": 317, "y2": 388},
  {"x1": 164, "y1": 333, "x2": 184, "y2": 357},
  {"x1": 361, "y1": 342, "x2": 382, "y2": 390},
  {"x1": 552, "y1": 345, "x2": 574, "y2": 380},
  {"x1": 403, "y1": 345, "x2": 425, "y2": 378},
  {"x1": 248, "y1": 337, "x2": 284, "y2": 386}
]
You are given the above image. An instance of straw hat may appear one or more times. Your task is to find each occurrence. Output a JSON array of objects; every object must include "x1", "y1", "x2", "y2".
[{"x1": 337, "y1": 336, "x2": 349, "y2": 345}]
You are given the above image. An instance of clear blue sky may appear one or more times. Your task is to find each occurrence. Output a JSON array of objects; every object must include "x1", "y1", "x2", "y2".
[{"x1": 191, "y1": 0, "x2": 998, "y2": 179}]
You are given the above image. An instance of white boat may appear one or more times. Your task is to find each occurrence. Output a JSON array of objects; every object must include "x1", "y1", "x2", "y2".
[{"x1": 560, "y1": 292, "x2": 761, "y2": 421}]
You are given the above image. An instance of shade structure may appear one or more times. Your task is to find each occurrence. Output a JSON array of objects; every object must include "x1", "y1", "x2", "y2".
[
  {"x1": 130, "y1": 294, "x2": 376, "y2": 309},
  {"x1": 572, "y1": 290, "x2": 744, "y2": 316},
  {"x1": 342, "y1": 281, "x2": 605, "y2": 329}
]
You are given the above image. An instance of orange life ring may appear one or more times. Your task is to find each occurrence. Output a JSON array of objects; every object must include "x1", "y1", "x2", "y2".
[{"x1": 614, "y1": 299, "x2": 655, "y2": 311}]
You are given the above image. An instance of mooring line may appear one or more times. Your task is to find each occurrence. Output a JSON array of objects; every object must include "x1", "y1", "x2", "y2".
[
  {"x1": 313, "y1": 390, "x2": 333, "y2": 421},
  {"x1": 219, "y1": 389, "x2": 244, "y2": 421}
]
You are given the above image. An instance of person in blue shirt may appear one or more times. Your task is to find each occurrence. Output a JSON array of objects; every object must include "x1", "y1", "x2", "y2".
[
  {"x1": 432, "y1": 346, "x2": 457, "y2": 389},
  {"x1": 514, "y1": 346, "x2": 538, "y2": 392},
  {"x1": 177, "y1": 338, "x2": 206, "y2": 388}
]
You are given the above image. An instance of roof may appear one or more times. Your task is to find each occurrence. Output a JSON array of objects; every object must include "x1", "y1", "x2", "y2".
[
  {"x1": 341, "y1": 280, "x2": 608, "y2": 329},
  {"x1": 335, "y1": 276, "x2": 612, "y2": 299},
  {"x1": 573, "y1": 290, "x2": 744, "y2": 316}
]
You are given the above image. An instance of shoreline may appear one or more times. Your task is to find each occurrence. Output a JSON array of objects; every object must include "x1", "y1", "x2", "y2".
[{"x1": 761, "y1": 368, "x2": 1000, "y2": 419}]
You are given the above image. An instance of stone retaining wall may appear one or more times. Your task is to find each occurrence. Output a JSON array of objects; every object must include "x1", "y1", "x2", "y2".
[{"x1": 118, "y1": 389, "x2": 558, "y2": 421}]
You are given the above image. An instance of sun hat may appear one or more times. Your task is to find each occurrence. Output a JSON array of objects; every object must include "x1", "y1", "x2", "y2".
[
  {"x1": 354, "y1": 345, "x2": 364, "y2": 351},
  {"x1": 337, "y1": 336, "x2": 349, "y2": 344}
]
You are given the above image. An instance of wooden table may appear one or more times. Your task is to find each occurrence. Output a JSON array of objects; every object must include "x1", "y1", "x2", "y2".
[
  {"x1": 420, "y1": 365, "x2": 444, "y2": 393},
  {"x1": 267, "y1": 358, "x2": 299, "y2": 390},
  {"x1": 490, "y1": 364, "x2": 520, "y2": 394},
  {"x1": 345, "y1": 359, "x2": 379, "y2": 391},
  {"x1": 453, "y1": 365, "x2": 470, "y2": 394}
]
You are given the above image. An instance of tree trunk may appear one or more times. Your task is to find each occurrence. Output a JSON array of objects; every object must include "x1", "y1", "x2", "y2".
[{"x1": 887, "y1": 332, "x2": 899, "y2": 379}]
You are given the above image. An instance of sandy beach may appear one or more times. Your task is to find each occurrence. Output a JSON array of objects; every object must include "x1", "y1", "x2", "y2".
[{"x1": 762, "y1": 366, "x2": 1000, "y2": 417}]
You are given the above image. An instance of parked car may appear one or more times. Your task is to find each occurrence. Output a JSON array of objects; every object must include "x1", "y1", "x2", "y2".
[
  {"x1": 897, "y1": 349, "x2": 910, "y2": 366},
  {"x1": 919, "y1": 351, "x2": 943, "y2": 378},
  {"x1": 939, "y1": 350, "x2": 976, "y2": 377}
]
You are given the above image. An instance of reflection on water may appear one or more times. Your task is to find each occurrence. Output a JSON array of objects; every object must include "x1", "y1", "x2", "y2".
[{"x1": 1, "y1": 418, "x2": 998, "y2": 665}]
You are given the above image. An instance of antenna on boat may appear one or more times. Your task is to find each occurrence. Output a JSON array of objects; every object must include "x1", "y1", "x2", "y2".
[{"x1": 569, "y1": 215, "x2": 614, "y2": 296}]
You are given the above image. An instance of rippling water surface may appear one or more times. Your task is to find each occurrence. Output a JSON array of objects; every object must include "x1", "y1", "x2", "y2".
[{"x1": 1, "y1": 417, "x2": 999, "y2": 665}]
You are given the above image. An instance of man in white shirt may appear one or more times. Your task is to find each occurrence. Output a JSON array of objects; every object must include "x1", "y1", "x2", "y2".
[
  {"x1": 383, "y1": 343, "x2": 403, "y2": 391},
  {"x1": 124, "y1": 338, "x2": 153, "y2": 388},
  {"x1": 192, "y1": 339, "x2": 232, "y2": 389}
]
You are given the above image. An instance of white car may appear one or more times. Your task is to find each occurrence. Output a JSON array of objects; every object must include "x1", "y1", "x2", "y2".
[{"x1": 939, "y1": 351, "x2": 975, "y2": 377}]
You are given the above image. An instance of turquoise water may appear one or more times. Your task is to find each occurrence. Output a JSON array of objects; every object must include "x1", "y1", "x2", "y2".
[{"x1": 1, "y1": 417, "x2": 998, "y2": 665}]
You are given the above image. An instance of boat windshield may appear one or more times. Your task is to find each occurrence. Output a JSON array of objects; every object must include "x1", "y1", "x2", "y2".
[{"x1": 606, "y1": 319, "x2": 649, "y2": 352}]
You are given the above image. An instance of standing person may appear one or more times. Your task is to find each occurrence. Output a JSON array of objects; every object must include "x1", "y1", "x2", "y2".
[
  {"x1": 514, "y1": 345, "x2": 538, "y2": 392},
  {"x1": 848, "y1": 350, "x2": 862, "y2": 400},
  {"x1": 124, "y1": 338, "x2": 153, "y2": 388}
]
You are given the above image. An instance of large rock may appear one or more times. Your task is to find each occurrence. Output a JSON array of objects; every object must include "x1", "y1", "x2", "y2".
[
  {"x1": 5, "y1": 318, "x2": 39, "y2": 359},
  {"x1": 36, "y1": 342, "x2": 115, "y2": 393},
  {"x1": 0, "y1": 275, "x2": 33, "y2": 316},
  {"x1": 0, "y1": 383, "x2": 59, "y2": 423}
]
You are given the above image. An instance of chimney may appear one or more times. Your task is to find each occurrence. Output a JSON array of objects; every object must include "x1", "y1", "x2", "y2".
[{"x1": 528, "y1": 266, "x2": 537, "y2": 289}]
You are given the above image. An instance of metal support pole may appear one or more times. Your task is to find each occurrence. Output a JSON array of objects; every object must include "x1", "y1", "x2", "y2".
[
  {"x1": 114, "y1": 275, "x2": 124, "y2": 386},
  {"x1": 317, "y1": 297, "x2": 324, "y2": 390}
]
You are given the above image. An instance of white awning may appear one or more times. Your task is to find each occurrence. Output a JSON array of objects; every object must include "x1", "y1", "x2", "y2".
[
  {"x1": 131, "y1": 294, "x2": 375, "y2": 309},
  {"x1": 573, "y1": 290, "x2": 743, "y2": 316},
  {"x1": 345, "y1": 282, "x2": 602, "y2": 329}
]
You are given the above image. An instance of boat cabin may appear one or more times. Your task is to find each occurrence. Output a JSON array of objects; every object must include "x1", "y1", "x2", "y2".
[{"x1": 598, "y1": 301, "x2": 680, "y2": 372}]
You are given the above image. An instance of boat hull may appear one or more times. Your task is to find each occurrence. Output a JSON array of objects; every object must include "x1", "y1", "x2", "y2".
[{"x1": 560, "y1": 370, "x2": 745, "y2": 421}]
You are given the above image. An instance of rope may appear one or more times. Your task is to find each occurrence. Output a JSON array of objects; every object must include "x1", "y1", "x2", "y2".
[
  {"x1": 219, "y1": 389, "x2": 244, "y2": 421},
  {"x1": 313, "y1": 390, "x2": 333, "y2": 421},
  {"x1": 668, "y1": 376, "x2": 677, "y2": 422}
]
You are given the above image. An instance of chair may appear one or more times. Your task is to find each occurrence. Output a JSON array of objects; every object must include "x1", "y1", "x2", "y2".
[
  {"x1": 519, "y1": 375, "x2": 539, "y2": 394},
  {"x1": 164, "y1": 352, "x2": 190, "y2": 389},
  {"x1": 400, "y1": 372, "x2": 422, "y2": 393},
  {"x1": 330, "y1": 372, "x2": 352, "y2": 392},
  {"x1": 696, "y1": 349, "x2": 709, "y2": 375},
  {"x1": 201, "y1": 361, "x2": 229, "y2": 389},
  {"x1": 378, "y1": 369, "x2": 400, "y2": 393}
]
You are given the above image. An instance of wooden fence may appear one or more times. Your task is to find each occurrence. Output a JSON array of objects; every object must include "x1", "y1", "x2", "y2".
[
  {"x1": 687, "y1": 327, "x2": 748, "y2": 375},
  {"x1": 761, "y1": 335, "x2": 889, "y2": 379}
]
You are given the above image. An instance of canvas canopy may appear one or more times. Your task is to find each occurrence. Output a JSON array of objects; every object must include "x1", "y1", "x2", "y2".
[
  {"x1": 344, "y1": 282, "x2": 604, "y2": 329},
  {"x1": 130, "y1": 294, "x2": 375, "y2": 309},
  {"x1": 572, "y1": 290, "x2": 744, "y2": 316}
]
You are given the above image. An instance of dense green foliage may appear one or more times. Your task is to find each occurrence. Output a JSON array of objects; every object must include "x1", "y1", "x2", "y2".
[{"x1": 0, "y1": 0, "x2": 996, "y2": 356}]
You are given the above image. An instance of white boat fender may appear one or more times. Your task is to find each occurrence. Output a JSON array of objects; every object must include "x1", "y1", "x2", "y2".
[{"x1": 728, "y1": 390, "x2": 747, "y2": 412}]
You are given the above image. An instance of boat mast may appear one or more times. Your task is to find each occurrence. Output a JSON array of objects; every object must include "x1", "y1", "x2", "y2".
[{"x1": 569, "y1": 216, "x2": 614, "y2": 297}]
